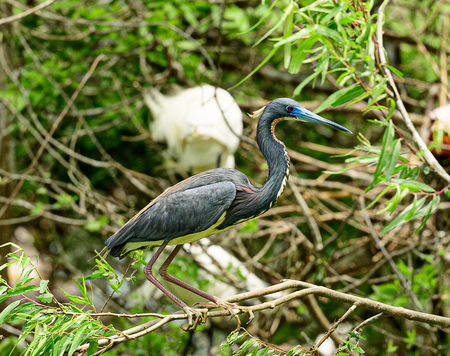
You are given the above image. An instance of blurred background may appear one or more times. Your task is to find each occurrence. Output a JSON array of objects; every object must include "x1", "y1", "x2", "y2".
[{"x1": 1, "y1": 0, "x2": 450, "y2": 355}]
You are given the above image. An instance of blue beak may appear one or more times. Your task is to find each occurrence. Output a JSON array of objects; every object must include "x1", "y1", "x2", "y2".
[{"x1": 291, "y1": 106, "x2": 352, "y2": 134}]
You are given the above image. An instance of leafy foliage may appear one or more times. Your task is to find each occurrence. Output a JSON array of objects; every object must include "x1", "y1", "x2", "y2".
[
  {"x1": 1, "y1": 0, "x2": 449, "y2": 355},
  {"x1": 0, "y1": 244, "x2": 117, "y2": 355},
  {"x1": 335, "y1": 330, "x2": 367, "y2": 356},
  {"x1": 220, "y1": 330, "x2": 305, "y2": 356}
]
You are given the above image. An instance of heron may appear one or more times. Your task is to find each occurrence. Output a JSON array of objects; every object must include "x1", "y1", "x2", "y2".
[{"x1": 104, "y1": 98, "x2": 351, "y2": 329}]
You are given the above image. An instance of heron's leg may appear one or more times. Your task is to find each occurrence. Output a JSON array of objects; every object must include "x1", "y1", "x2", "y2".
[
  {"x1": 159, "y1": 245, "x2": 219, "y2": 302},
  {"x1": 159, "y1": 245, "x2": 254, "y2": 326},
  {"x1": 216, "y1": 154, "x2": 222, "y2": 168},
  {"x1": 144, "y1": 242, "x2": 204, "y2": 330}
]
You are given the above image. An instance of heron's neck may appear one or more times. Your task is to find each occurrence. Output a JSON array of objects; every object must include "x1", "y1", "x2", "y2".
[{"x1": 257, "y1": 118, "x2": 290, "y2": 204}]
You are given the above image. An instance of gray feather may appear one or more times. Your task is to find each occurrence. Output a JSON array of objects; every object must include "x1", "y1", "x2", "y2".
[{"x1": 104, "y1": 181, "x2": 236, "y2": 254}]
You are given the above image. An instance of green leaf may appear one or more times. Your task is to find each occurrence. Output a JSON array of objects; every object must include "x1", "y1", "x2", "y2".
[
  {"x1": 386, "y1": 99, "x2": 396, "y2": 120},
  {"x1": 365, "y1": 175, "x2": 384, "y2": 193},
  {"x1": 348, "y1": 85, "x2": 382, "y2": 109},
  {"x1": 68, "y1": 324, "x2": 89, "y2": 355},
  {"x1": 275, "y1": 26, "x2": 316, "y2": 48},
  {"x1": 293, "y1": 71, "x2": 320, "y2": 96},
  {"x1": 364, "y1": 186, "x2": 390, "y2": 211},
  {"x1": 362, "y1": 105, "x2": 388, "y2": 115},
  {"x1": 256, "y1": 346, "x2": 271, "y2": 356},
  {"x1": 39, "y1": 279, "x2": 49, "y2": 293},
  {"x1": 404, "y1": 197, "x2": 426, "y2": 221},
  {"x1": 83, "y1": 271, "x2": 109, "y2": 280},
  {"x1": 283, "y1": 4, "x2": 295, "y2": 69},
  {"x1": 288, "y1": 34, "x2": 320, "y2": 74},
  {"x1": 87, "y1": 341, "x2": 99, "y2": 355},
  {"x1": 0, "y1": 300, "x2": 20, "y2": 324},
  {"x1": 344, "y1": 155, "x2": 378, "y2": 164},
  {"x1": 323, "y1": 162, "x2": 358, "y2": 174},
  {"x1": 390, "y1": 179, "x2": 434, "y2": 192},
  {"x1": 320, "y1": 3, "x2": 347, "y2": 24},
  {"x1": 382, "y1": 198, "x2": 421, "y2": 234},
  {"x1": 16, "y1": 265, "x2": 33, "y2": 287},
  {"x1": 75, "y1": 278, "x2": 93, "y2": 307},
  {"x1": 8, "y1": 284, "x2": 39, "y2": 297},
  {"x1": 414, "y1": 195, "x2": 440, "y2": 234},
  {"x1": 314, "y1": 85, "x2": 363, "y2": 113},
  {"x1": 36, "y1": 292, "x2": 54, "y2": 303},
  {"x1": 384, "y1": 139, "x2": 402, "y2": 181},
  {"x1": 61, "y1": 288, "x2": 88, "y2": 305},
  {"x1": 386, "y1": 64, "x2": 403, "y2": 78},
  {"x1": 315, "y1": 25, "x2": 343, "y2": 43},
  {"x1": 334, "y1": 86, "x2": 366, "y2": 108},
  {"x1": 229, "y1": 48, "x2": 278, "y2": 90},
  {"x1": 239, "y1": 339, "x2": 257, "y2": 354},
  {"x1": 254, "y1": 2, "x2": 293, "y2": 47},
  {"x1": 374, "y1": 121, "x2": 395, "y2": 178}
]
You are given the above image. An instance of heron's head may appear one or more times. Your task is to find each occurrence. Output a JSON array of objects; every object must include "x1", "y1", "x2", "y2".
[{"x1": 251, "y1": 98, "x2": 352, "y2": 134}]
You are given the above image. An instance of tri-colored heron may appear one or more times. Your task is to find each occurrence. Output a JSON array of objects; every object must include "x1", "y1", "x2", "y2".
[{"x1": 104, "y1": 98, "x2": 351, "y2": 329}]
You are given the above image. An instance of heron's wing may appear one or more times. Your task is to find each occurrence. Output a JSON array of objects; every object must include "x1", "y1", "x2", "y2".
[{"x1": 104, "y1": 181, "x2": 236, "y2": 255}]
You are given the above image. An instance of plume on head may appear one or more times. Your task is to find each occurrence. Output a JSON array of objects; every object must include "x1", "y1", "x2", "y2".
[{"x1": 249, "y1": 105, "x2": 267, "y2": 120}]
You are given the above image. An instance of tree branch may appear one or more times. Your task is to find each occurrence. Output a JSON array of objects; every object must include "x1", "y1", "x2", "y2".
[
  {"x1": 76, "y1": 279, "x2": 450, "y2": 353},
  {"x1": 0, "y1": 0, "x2": 56, "y2": 25}
]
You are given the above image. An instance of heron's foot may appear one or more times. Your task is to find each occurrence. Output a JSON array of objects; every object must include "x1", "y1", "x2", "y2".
[
  {"x1": 181, "y1": 306, "x2": 207, "y2": 331},
  {"x1": 194, "y1": 300, "x2": 254, "y2": 328},
  {"x1": 219, "y1": 301, "x2": 255, "y2": 324}
]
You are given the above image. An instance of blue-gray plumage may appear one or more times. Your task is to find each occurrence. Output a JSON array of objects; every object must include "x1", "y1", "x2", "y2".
[{"x1": 103, "y1": 97, "x2": 351, "y2": 329}]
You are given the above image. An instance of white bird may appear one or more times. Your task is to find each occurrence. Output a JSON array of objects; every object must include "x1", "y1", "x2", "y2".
[
  {"x1": 143, "y1": 85, "x2": 243, "y2": 173},
  {"x1": 314, "y1": 334, "x2": 336, "y2": 356}
]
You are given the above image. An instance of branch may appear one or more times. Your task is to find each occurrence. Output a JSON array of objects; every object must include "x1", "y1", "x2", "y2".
[
  {"x1": 76, "y1": 279, "x2": 450, "y2": 353},
  {"x1": 0, "y1": 0, "x2": 56, "y2": 25}
]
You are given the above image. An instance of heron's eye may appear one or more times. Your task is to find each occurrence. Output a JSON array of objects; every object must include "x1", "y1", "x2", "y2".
[{"x1": 286, "y1": 105, "x2": 294, "y2": 112}]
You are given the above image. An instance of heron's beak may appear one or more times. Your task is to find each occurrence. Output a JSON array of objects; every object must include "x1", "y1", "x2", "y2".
[{"x1": 292, "y1": 106, "x2": 352, "y2": 133}]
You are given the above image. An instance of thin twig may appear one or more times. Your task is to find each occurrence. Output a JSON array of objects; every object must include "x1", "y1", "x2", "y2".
[
  {"x1": 314, "y1": 303, "x2": 357, "y2": 351},
  {"x1": 0, "y1": 0, "x2": 56, "y2": 25},
  {"x1": 289, "y1": 180, "x2": 323, "y2": 250}
]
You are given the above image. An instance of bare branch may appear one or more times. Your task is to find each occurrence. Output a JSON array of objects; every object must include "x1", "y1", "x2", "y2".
[{"x1": 0, "y1": 0, "x2": 56, "y2": 25}]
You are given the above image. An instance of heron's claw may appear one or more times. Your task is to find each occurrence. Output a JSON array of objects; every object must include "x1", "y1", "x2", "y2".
[
  {"x1": 193, "y1": 300, "x2": 254, "y2": 329},
  {"x1": 219, "y1": 301, "x2": 254, "y2": 324},
  {"x1": 181, "y1": 306, "x2": 207, "y2": 331}
]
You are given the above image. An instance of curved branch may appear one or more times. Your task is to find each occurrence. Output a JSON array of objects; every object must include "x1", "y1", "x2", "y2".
[{"x1": 76, "y1": 279, "x2": 450, "y2": 354}]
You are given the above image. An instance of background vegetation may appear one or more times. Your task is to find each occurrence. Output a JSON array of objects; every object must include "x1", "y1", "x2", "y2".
[{"x1": 1, "y1": 0, "x2": 450, "y2": 355}]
